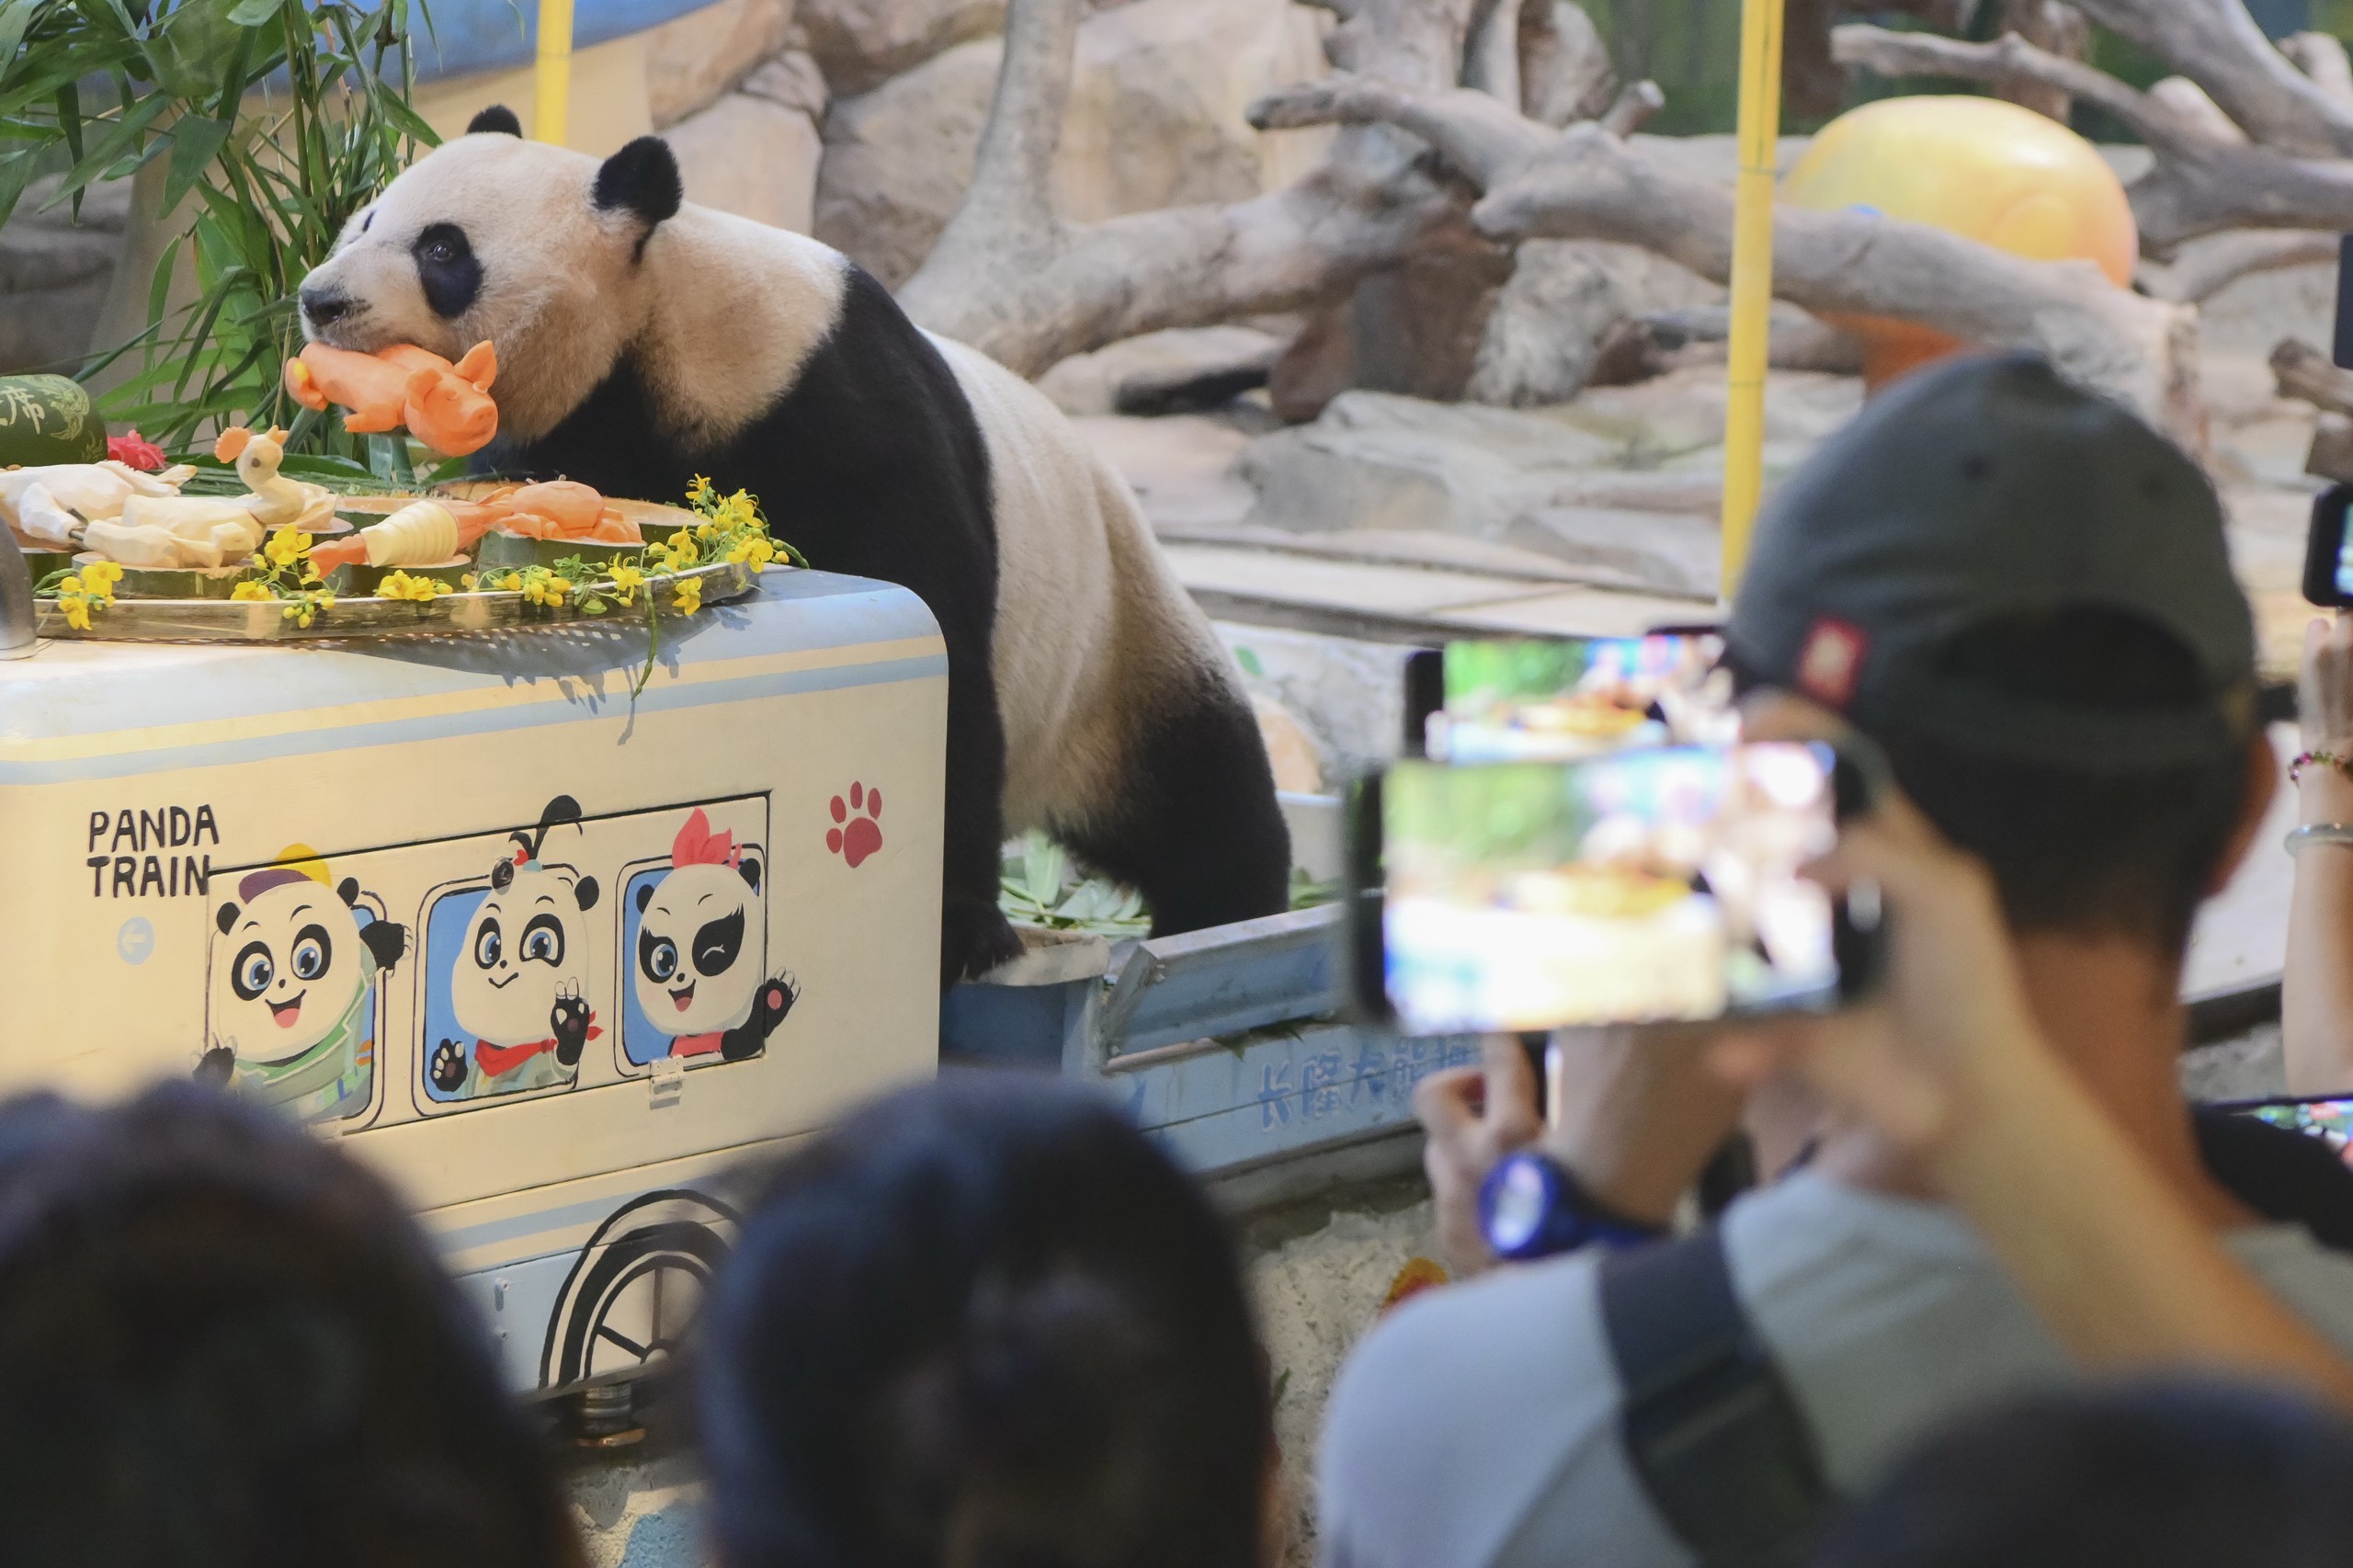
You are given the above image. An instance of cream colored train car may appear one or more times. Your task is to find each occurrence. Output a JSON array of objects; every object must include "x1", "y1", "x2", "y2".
[{"x1": 0, "y1": 570, "x2": 943, "y2": 1394}]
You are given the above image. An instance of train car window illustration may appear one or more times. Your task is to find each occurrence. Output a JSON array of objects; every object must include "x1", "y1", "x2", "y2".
[
  {"x1": 419, "y1": 801, "x2": 603, "y2": 1106},
  {"x1": 619, "y1": 809, "x2": 794, "y2": 1070},
  {"x1": 203, "y1": 846, "x2": 406, "y2": 1125}
]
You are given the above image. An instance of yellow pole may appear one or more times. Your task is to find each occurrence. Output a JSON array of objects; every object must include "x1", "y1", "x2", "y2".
[
  {"x1": 1720, "y1": 0, "x2": 1786, "y2": 600},
  {"x1": 534, "y1": 0, "x2": 575, "y2": 148}
]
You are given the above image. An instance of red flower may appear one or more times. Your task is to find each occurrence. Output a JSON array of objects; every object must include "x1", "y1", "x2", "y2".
[{"x1": 106, "y1": 430, "x2": 166, "y2": 471}]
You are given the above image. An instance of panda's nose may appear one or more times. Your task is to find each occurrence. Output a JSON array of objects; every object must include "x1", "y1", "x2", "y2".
[{"x1": 300, "y1": 284, "x2": 357, "y2": 327}]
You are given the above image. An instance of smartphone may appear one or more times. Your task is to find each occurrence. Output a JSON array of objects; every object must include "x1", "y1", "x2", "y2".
[
  {"x1": 1347, "y1": 743, "x2": 1886, "y2": 1036},
  {"x1": 2304, "y1": 484, "x2": 2353, "y2": 608},
  {"x1": 1404, "y1": 633, "x2": 1735, "y2": 763},
  {"x1": 2215, "y1": 1094, "x2": 2353, "y2": 1165}
]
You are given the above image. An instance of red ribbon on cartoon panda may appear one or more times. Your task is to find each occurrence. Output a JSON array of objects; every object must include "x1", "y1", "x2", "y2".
[
  {"x1": 672, "y1": 808, "x2": 739, "y2": 869},
  {"x1": 473, "y1": 1021, "x2": 601, "y2": 1079}
]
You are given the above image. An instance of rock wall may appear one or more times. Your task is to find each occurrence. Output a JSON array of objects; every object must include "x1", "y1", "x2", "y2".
[{"x1": 813, "y1": 0, "x2": 1333, "y2": 290}]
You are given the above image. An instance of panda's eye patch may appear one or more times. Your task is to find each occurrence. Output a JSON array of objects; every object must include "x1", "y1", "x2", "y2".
[
  {"x1": 233, "y1": 941, "x2": 275, "y2": 1002},
  {"x1": 521, "y1": 912, "x2": 566, "y2": 966},
  {"x1": 290, "y1": 924, "x2": 333, "y2": 983},
  {"x1": 691, "y1": 909, "x2": 745, "y2": 977},
  {"x1": 414, "y1": 222, "x2": 483, "y2": 318},
  {"x1": 640, "y1": 926, "x2": 679, "y2": 984},
  {"x1": 473, "y1": 916, "x2": 503, "y2": 970}
]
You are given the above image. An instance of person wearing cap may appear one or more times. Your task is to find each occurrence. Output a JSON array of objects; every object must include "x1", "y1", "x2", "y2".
[{"x1": 1315, "y1": 355, "x2": 2353, "y2": 1568}]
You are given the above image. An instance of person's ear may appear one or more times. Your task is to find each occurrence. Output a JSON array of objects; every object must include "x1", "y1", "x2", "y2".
[{"x1": 2206, "y1": 731, "x2": 2281, "y2": 895}]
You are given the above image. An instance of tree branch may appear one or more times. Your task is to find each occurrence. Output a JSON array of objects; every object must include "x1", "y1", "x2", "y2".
[
  {"x1": 1831, "y1": 24, "x2": 2212, "y2": 155},
  {"x1": 1255, "y1": 73, "x2": 2202, "y2": 440},
  {"x1": 2139, "y1": 229, "x2": 2337, "y2": 302},
  {"x1": 2273, "y1": 336, "x2": 2353, "y2": 419},
  {"x1": 900, "y1": 0, "x2": 1481, "y2": 377},
  {"x1": 1835, "y1": 21, "x2": 2353, "y2": 256},
  {"x1": 2066, "y1": 0, "x2": 2353, "y2": 157}
]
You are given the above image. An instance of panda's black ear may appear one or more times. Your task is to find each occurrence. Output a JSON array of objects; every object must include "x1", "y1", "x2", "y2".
[
  {"x1": 337, "y1": 877, "x2": 361, "y2": 908},
  {"x1": 594, "y1": 137, "x2": 682, "y2": 235},
  {"x1": 738, "y1": 857, "x2": 761, "y2": 894},
  {"x1": 467, "y1": 105, "x2": 523, "y2": 137},
  {"x1": 576, "y1": 875, "x2": 601, "y2": 912},
  {"x1": 635, "y1": 882, "x2": 654, "y2": 914},
  {"x1": 216, "y1": 903, "x2": 240, "y2": 936}
]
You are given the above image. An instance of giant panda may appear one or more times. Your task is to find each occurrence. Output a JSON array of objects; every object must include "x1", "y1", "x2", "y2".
[{"x1": 294, "y1": 111, "x2": 1291, "y2": 983}]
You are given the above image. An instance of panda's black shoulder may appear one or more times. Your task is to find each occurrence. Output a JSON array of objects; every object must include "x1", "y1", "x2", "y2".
[{"x1": 510, "y1": 256, "x2": 1001, "y2": 641}]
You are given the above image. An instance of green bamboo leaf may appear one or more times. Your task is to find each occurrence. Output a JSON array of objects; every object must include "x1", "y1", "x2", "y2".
[
  {"x1": 46, "y1": 86, "x2": 165, "y2": 195},
  {"x1": 0, "y1": 146, "x2": 33, "y2": 231},
  {"x1": 223, "y1": 0, "x2": 274, "y2": 24},
  {"x1": 0, "y1": 1, "x2": 41, "y2": 73},
  {"x1": 159, "y1": 111, "x2": 228, "y2": 210}
]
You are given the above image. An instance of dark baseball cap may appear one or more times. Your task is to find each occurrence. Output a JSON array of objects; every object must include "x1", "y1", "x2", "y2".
[{"x1": 1726, "y1": 353, "x2": 2256, "y2": 770}]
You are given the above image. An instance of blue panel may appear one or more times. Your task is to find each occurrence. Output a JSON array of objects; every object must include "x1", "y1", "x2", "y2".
[{"x1": 407, "y1": 0, "x2": 732, "y2": 82}]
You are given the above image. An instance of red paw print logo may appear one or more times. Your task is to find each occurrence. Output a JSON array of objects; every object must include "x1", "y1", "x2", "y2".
[{"x1": 827, "y1": 782, "x2": 883, "y2": 869}]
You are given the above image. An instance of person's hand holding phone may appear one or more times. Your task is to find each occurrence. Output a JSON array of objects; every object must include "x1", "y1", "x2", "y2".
[
  {"x1": 1713, "y1": 694, "x2": 2043, "y2": 1153},
  {"x1": 1413, "y1": 1028, "x2": 1743, "y2": 1279}
]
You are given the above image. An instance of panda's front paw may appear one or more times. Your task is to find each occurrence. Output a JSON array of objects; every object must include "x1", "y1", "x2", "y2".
[
  {"x1": 429, "y1": 1040, "x2": 470, "y2": 1093},
  {"x1": 721, "y1": 972, "x2": 798, "y2": 1062},
  {"x1": 551, "y1": 984, "x2": 591, "y2": 1067}
]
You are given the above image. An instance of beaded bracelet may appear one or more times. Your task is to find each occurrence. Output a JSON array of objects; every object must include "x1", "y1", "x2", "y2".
[{"x1": 2290, "y1": 750, "x2": 2353, "y2": 786}]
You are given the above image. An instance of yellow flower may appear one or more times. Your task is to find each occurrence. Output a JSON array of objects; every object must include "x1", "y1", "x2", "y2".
[
  {"x1": 461, "y1": 574, "x2": 479, "y2": 592},
  {"x1": 379, "y1": 571, "x2": 453, "y2": 603},
  {"x1": 687, "y1": 474, "x2": 714, "y2": 507},
  {"x1": 500, "y1": 573, "x2": 523, "y2": 592},
  {"x1": 696, "y1": 520, "x2": 719, "y2": 542},
  {"x1": 665, "y1": 528, "x2": 699, "y2": 562},
  {"x1": 609, "y1": 563, "x2": 645, "y2": 605},
  {"x1": 61, "y1": 597, "x2": 90, "y2": 631},
  {"x1": 79, "y1": 560, "x2": 122, "y2": 596},
  {"x1": 56, "y1": 574, "x2": 81, "y2": 596},
  {"x1": 264, "y1": 527, "x2": 311, "y2": 570},
  {"x1": 231, "y1": 581, "x2": 274, "y2": 602},
  {"x1": 672, "y1": 576, "x2": 702, "y2": 616}
]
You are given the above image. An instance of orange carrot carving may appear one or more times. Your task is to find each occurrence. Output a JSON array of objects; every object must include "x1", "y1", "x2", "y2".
[{"x1": 283, "y1": 340, "x2": 500, "y2": 457}]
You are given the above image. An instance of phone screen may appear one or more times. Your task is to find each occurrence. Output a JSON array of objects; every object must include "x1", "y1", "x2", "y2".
[
  {"x1": 1365, "y1": 744, "x2": 1846, "y2": 1034},
  {"x1": 2238, "y1": 1097, "x2": 2353, "y2": 1162},
  {"x1": 2303, "y1": 485, "x2": 2353, "y2": 607},
  {"x1": 1425, "y1": 635, "x2": 1735, "y2": 762}
]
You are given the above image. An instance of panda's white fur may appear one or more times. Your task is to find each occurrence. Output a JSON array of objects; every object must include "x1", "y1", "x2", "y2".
[{"x1": 301, "y1": 127, "x2": 1290, "y2": 981}]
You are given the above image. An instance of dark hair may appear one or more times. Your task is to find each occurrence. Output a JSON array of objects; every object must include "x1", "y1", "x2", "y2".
[
  {"x1": 1812, "y1": 1381, "x2": 2353, "y2": 1568},
  {"x1": 1874, "y1": 608, "x2": 2251, "y2": 953},
  {"x1": 1737, "y1": 606, "x2": 2252, "y2": 953},
  {"x1": 697, "y1": 1075, "x2": 1269, "y2": 1568},
  {"x1": 0, "y1": 1082, "x2": 579, "y2": 1568}
]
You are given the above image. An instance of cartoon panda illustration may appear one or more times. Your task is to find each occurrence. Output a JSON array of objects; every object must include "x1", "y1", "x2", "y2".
[
  {"x1": 203, "y1": 846, "x2": 406, "y2": 1123},
  {"x1": 294, "y1": 117, "x2": 1292, "y2": 987},
  {"x1": 429, "y1": 796, "x2": 601, "y2": 1100},
  {"x1": 631, "y1": 809, "x2": 796, "y2": 1063}
]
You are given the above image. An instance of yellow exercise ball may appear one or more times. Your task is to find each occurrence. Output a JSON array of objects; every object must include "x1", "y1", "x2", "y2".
[{"x1": 1780, "y1": 96, "x2": 2139, "y2": 388}]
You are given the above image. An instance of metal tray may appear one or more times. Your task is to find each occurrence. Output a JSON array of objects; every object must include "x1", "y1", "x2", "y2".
[
  {"x1": 29, "y1": 494, "x2": 764, "y2": 643},
  {"x1": 35, "y1": 558, "x2": 762, "y2": 642}
]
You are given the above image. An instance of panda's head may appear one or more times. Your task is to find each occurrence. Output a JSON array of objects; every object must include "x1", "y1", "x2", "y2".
[
  {"x1": 633, "y1": 834, "x2": 765, "y2": 1036},
  {"x1": 297, "y1": 108, "x2": 683, "y2": 442},
  {"x1": 449, "y1": 796, "x2": 601, "y2": 1047},
  {"x1": 210, "y1": 859, "x2": 399, "y2": 1067}
]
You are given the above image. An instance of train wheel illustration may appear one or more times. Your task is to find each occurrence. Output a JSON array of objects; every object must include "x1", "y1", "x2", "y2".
[{"x1": 541, "y1": 1190, "x2": 739, "y2": 1390}]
